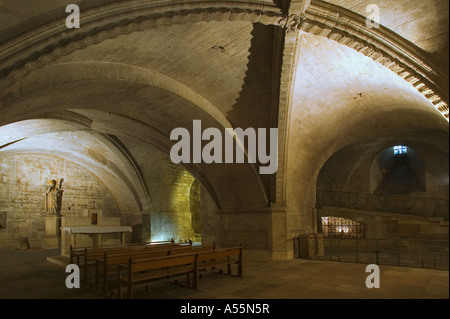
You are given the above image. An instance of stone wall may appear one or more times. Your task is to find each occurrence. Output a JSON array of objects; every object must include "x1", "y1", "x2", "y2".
[
  {"x1": 0, "y1": 143, "x2": 214, "y2": 250},
  {"x1": 123, "y1": 139, "x2": 199, "y2": 243},
  {"x1": 146, "y1": 160, "x2": 196, "y2": 243},
  {"x1": 0, "y1": 154, "x2": 119, "y2": 251}
]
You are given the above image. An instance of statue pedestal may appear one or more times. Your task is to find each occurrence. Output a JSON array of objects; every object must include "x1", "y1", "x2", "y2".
[{"x1": 42, "y1": 215, "x2": 60, "y2": 249}]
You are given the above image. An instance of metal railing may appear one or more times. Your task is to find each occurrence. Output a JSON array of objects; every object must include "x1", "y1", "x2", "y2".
[
  {"x1": 321, "y1": 221, "x2": 365, "y2": 239},
  {"x1": 314, "y1": 238, "x2": 449, "y2": 270},
  {"x1": 316, "y1": 190, "x2": 449, "y2": 219}
]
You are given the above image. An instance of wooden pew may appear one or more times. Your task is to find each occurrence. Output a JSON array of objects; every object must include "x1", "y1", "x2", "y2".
[
  {"x1": 168, "y1": 243, "x2": 215, "y2": 256},
  {"x1": 70, "y1": 240, "x2": 185, "y2": 262},
  {"x1": 127, "y1": 239, "x2": 175, "y2": 246},
  {"x1": 70, "y1": 243, "x2": 150, "y2": 265},
  {"x1": 69, "y1": 245, "x2": 84, "y2": 265},
  {"x1": 69, "y1": 240, "x2": 185, "y2": 264},
  {"x1": 193, "y1": 245, "x2": 243, "y2": 289},
  {"x1": 117, "y1": 253, "x2": 197, "y2": 299},
  {"x1": 75, "y1": 242, "x2": 189, "y2": 285},
  {"x1": 95, "y1": 243, "x2": 215, "y2": 295},
  {"x1": 95, "y1": 249, "x2": 170, "y2": 294},
  {"x1": 115, "y1": 244, "x2": 242, "y2": 298}
]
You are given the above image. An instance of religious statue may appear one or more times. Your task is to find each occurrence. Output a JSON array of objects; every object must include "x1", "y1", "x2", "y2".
[{"x1": 45, "y1": 178, "x2": 64, "y2": 216}]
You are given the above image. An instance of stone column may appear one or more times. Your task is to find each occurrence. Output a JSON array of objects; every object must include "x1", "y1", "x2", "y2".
[{"x1": 298, "y1": 233, "x2": 325, "y2": 259}]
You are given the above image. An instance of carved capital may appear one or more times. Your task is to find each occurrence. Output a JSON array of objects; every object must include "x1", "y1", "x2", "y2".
[{"x1": 277, "y1": 14, "x2": 302, "y2": 32}]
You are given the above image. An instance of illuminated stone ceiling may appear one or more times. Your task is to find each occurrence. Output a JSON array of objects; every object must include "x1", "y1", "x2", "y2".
[{"x1": 0, "y1": 0, "x2": 448, "y2": 218}]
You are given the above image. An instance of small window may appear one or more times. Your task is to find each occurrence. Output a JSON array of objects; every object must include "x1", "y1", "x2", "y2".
[
  {"x1": 91, "y1": 213, "x2": 98, "y2": 225},
  {"x1": 393, "y1": 145, "x2": 407, "y2": 155}
]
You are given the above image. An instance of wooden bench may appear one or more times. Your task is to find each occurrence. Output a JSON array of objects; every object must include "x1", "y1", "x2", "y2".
[
  {"x1": 69, "y1": 240, "x2": 188, "y2": 264},
  {"x1": 167, "y1": 243, "x2": 216, "y2": 256},
  {"x1": 193, "y1": 245, "x2": 243, "y2": 289},
  {"x1": 116, "y1": 244, "x2": 242, "y2": 298},
  {"x1": 74, "y1": 242, "x2": 190, "y2": 285},
  {"x1": 95, "y1": 243, "x2": 214, "y2": 295},
  {"x1": 128, "y1": 239, "x2": 175, "y2": 246},
  {"x1": 117, "y1": 253, "x2": 197, "y2": 299},
  {"x1": 70, "y1": 244, "x2": 137, "y2": 264}
]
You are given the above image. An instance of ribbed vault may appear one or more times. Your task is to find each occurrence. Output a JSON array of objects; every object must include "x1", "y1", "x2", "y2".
[{"x1": 0, "y1": 0, "x2": 447, "y2": 258}]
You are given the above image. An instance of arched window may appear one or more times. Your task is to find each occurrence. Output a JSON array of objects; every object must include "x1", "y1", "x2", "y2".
[
  {"x1": 393, "y1": 145, "x2": 407, "y2": 155},
  {"x1": 370, "y1": 145, "x2": 425, "y2": 195}
]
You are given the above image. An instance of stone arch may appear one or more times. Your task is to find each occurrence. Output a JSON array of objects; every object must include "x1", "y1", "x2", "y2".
[
  {"x1": 274, "y1": 1, "x2": 449, "y2": 208},
  {"x1": 0, "y1": 1, "x2": 283, "y2": 91},
  {"x1": 315, "y1": 129, "x2": 449, "y2": 221},
  {"x1": 0, "y1": 62, "x2": 232, "y2": 130},
  {"x1": 0, "y1": 118, "x2": 150, "y2": 213},
  {"x1": 370, "y1": 145, "x2": 426, "y2": 195},
  {"x1": 280, "y1": 31, "x2": 448, "y2": 258},
  {"x1": 298, "y1": 1, "x2": 448, "y2": 119},
  {"x1": 1, "y1": 0, "x2": 444, "y2": 118}
]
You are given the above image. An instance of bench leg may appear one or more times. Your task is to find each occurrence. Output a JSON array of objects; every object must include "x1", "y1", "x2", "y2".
[
  {"x1": 95, "y1": 263, "x2": 99, "y2": 291},
  {"x1": 118, "y1": 281, "x2": 122, "y2": 299},
  {"x1": 238, "y1": 260, "x2": 243, "y2": 278},
  {"x1": 83, "y1": 263, "x2": 89, "y2": 286},
  {"x1": 128, "y1": 281, "x2": 133, "y2": 299},
  {"x1": 103, "y1": 272, "x2": 108, "y2": 294},
  {"x1": 193, "y1": 271, "x2": 198, "y2": 290},
  {"x1": 117, "y1": 271, "x2": 123, "y2": 299},
  {"x1": 103, "y1": 267, "x2": 113, "y2": 295}
]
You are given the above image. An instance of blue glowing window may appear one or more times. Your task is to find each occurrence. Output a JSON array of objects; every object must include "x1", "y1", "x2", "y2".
[{"x1": 393, "y1": 145, "x2": 407, "y2": 155}]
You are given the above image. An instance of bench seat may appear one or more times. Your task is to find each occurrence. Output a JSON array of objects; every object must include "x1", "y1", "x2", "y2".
[
  {"x1": 95, "y1": 244, "x2": 215, "y2": 294},
  {"x1": 117, "y1": 253, "x2": 197, "y2": 299}
]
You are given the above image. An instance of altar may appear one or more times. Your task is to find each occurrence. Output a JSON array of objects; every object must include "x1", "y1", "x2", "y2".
[
  {"x1": 59, "y1": 209, "x2": 132, "y2": 256},
  {"x1": 62, "y1": 226, "x2": 132, "y2": 251}
]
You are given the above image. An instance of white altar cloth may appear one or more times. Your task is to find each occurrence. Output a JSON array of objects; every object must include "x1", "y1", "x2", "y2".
[
  {"x1": 62, "y1": 226, "x2": 132, "y2": 249},
  {"x1": 62, "y1": 226, "x2": 132, "y2": 234}
]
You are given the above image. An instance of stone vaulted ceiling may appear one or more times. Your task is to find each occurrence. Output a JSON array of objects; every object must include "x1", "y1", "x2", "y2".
[
  {"x1": 0, "y1": 0, "x2": 448, "y2": 218},
  {"x1": 323, "y1": 0, "x2": 449, "y2": 72}
]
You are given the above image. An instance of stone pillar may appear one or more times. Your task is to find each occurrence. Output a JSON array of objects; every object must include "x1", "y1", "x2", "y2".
[
  {"x1": 298, "y1": 233, "x2": 325, "y2": 259},
  {"x1": 41, "y1": 215, "x2": 60, "y2": 249}
]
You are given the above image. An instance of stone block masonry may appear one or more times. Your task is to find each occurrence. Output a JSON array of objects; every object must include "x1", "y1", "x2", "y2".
[{"x1": 0, "y1": 154, "x2": 119, "y2": 251}]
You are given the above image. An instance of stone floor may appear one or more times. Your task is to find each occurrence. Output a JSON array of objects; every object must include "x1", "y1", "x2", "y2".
[{"x1": 0, "y1": 248, "x2": 448, "y2": 301}]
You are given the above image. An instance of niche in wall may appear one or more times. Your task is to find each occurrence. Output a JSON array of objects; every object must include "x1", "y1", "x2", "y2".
[{"x1": 0, "y1": 212, "x2": 6, "y2": 230}]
